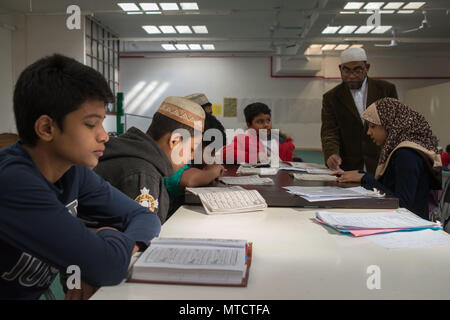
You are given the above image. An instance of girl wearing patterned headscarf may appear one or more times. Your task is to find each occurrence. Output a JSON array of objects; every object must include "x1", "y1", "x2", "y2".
[{"x1": 335, "y1": 97, "x2": 442, "y2": 219}]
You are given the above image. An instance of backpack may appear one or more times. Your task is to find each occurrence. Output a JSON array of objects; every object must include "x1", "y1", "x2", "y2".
[{"x1": 430, "y1": 176, "x2": 450, "y2": 233}]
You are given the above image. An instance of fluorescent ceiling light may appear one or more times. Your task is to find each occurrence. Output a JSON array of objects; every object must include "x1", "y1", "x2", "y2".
[
  {"x1": 322, "y1": 26, "x2": 341, "y2": 34},
  {"x1": 159, "y1": 3, "x2": 179, "y2": 10},
  {"x1": 383, "y1": 2, "x2": 405, "y2": 9},
  {"x1": 192, "y1": 25, "x2": 208, "y2": 34},
  {"x1": 142, "y1": 25, "x2": 160, "y2": 34},
  {"x1": 145, "y1": 11, "x2": 161, "y2": 14},
  {"x1": 371, "y1": 25, "x2": 392, "y2": 33},
  {"x1": 397, "y1": 9, "x2": 415, "y2": 13},
  {"x1": 359, "y1": 10, "x2": 375, "y2": 14},
  {"x1": 202, "y1": 44, "x2": 215, "y2": 50},
  {"x1": 380, "y1": 10, "x2": 395, "y2": 13},
  {"x1": 350, "y1": 44, "x2": 364, "y2": 48},
  {"x1": 403, "y1": 2, "x2": 426, "y2": 9},
  {"x1": 180, "y1": 2, "x2": 199, "y2": 10},
  {"x1": 188, "y1": 44, "x2": 202, "y2": 50},
  {"x1": 175, "y1": 44, "x2": 189, "y2": 50},
  {"x1": 335, "y1": 44, "x2": 350, "y2": 50},
  {"x1": 340, "y1": 11, "x2": 356, "y2": 14},
  {"x1": 309, "y1": 44, "x2": 323, "y2": 48},
  {"x1": 127, "y1": 11, "x2": 143, "y2": 14},
  {"x1": 175, "y1": 26, "x2": 192, "y2": 34},
  {"x1": 159, "y1": 25, "x2": 176, "y2": 33},
  {"x1": 118, "y1": 3, "x2": 140, "y2": 11},
  {"x1": 355, "y1": 25, "x2": 375, "y2": 34},
  {"x1": 338, "y1": 25, "x2": 358, "y2": 34},
  {"x1": 139, "y1": 3, "x2": 159, "y2": 10},
  {"x1": 364, "y1": 2, "x2": 385, "y2": 9},
  {"x1": 321, "y1": 44, "x2": 336, "y2": 51},
  {"x1": 162, "y1": 44, "x2": 176, "y2": 50},
  {"x1": 344, "y1": 2, "x2": 365, "y2": 9}
]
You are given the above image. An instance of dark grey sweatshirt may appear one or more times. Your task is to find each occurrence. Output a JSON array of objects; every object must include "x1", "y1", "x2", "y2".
[{"x1": 94, "y1": 127, "x2": 174, "y2": 223}]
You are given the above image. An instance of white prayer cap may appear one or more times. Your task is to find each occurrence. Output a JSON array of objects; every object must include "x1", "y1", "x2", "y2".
[
  {"x1": 340, "y1": 47, "x2": 368, "y2": 64},
  {"x1": 157, "y1": 96, "x2": 205, "y2": 130}
]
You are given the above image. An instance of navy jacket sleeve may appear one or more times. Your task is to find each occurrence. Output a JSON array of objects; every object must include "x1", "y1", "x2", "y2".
[
  {"x1": 76, "y1": 167, "x2": 161, "y2": 243},
  {"x1": 361, "y1": 149, "x2": 424, "y2": 209},
  {"x1": 0, "y1": 164, "x2": 160, "y2": 287}
]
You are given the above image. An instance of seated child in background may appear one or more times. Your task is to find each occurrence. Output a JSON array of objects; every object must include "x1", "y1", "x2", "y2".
[
  {"x1": 221, "y1": 102, "x2": 302, "y2": 164},
  {"x1": 441, "y1": 145, "x2": 450, "y2": 171},
  {"x1": 335, "y1": 98, "x2": 442, "y2": 220},
  {"x1": 0, "y1": 54, "x2": 160, "y2": 300},
  {"x1": 164, "y1": 112, "x2": 227, "y2": 216},
  {"x1": 94, "y1": 97, "x2": 205, "y2": 224}
]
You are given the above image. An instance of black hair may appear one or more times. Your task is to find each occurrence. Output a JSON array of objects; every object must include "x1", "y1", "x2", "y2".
[
  {"x1": 446, "y1": 144, "x2": 450, "y2": 154},
  {"x1": 146, "y1": 112, "x2": 198, "y2": 141},
  {"x1": 201, "y1": 102, "x2": 212, "y2": 109},
  {"x1": 13, "y1": 54, "x2": 114, "y2": 146},
  {"x1": 244, "y1": 102, "x2": 271, "y2": 125},
  {"x1": 203, "y1": 112, "x2": 226, "y2": 149}
]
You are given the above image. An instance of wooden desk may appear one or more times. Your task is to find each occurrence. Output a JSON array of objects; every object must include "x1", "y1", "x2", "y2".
[
  {"x1": 91, "y1": 205, "x2": 450, "y2": 300},
  {"x1": 185, "y1": 165, "x2": 399, "y2": 209}
]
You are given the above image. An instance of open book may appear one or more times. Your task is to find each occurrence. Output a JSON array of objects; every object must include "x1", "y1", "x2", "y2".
[
  {"x1": 128, "y1": 238, "x2": 252, "y2": 287},
  {"x1": 186, "y1": 186, "x2": 268, "y2": 214}
]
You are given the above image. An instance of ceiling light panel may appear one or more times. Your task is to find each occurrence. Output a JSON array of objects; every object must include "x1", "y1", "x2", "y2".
[
  {"x1": 192, "y1": 25, "x2": 208, "y2": 34},
  {"x1": 322, "y1": 26, "x2": 341, "y2": 34},
  {"x1": 364, "y1": 2, "x2": 385, "y2": 9},
  {"x1": 162, "y1": 44, "x2": 176, "y2": 50},
  {"x1": 118, "y1": 3, "x2": 140, "y2": 11},
  {"x1": 127, "y1": 11, "x2": 143, "y2": 14},
  {"x1": 371, "y1": 25, "x2": 392, "y2": 33},
  {"x1": 383, "y1": 2, "x2": 405, "y2": 9},
  {"x1": 338, "y1": 25, "x2": 358, "y2": 34},
  {"x1": 139, "y1": 3, "x2": 159, "y2": 10},
  {"x1": 145, "y1": 11, "x2": 161, "y2": 14},
  {"x1": 350, "y1": 44, "x2": 364, "y2": 48},
  {"x1": 180, "y1": 2, "x2": 199, "y2": 10},
  {"x1": 354, "y1": 25, "x2": 375, "y2": 34},
  {"x1": 202, "y1": 44, "x2": 215, "y2": 50},
  {"x1": 175, "y1": 44, "x2": 189, "y2": 50},
  {"x1": 322, "y1": 44, "x2": 336, "y2": 51},
  {"x1": 403, "y1": 2, "x2": 426, "y2": 9},
  {"x1": 142, "y1": 25, "x2": 160, "y2": 34},
  {"x1": 335, "y1": 44, "x2": 350, "y2": 50},
  {"x1": 175, "y1": 26, "x2": 192, "y2": 33},
  {"x1": 159, "y1": 25, "x2": 176, "y2": 33},
  {"x1": 188, "y1": 44, "x2": 202, "y2": 50},
  {"x1": 159, "y1": 3, "x2": 179, "y2": 10},
  {"x1": 344, "y1": 2, "x2": 365, "y2": 9}
]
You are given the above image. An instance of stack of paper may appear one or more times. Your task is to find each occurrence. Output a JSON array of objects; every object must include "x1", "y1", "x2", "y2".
[
  {"x1": 288, "y1": 162, "x2": 328, "y2": 169},
  {"x1": 293, "y1": 173, "x2": 337, "y2": 181},
  {"x1": 315, "y1": 208, "x2": 442, "y2": 237},
  {"x1": 236, "y1": 166, "x2": 278, "y2": 176},
  {"x1": 283, "y1": 186, "x2": 384, "y2": 202},
  {"x1": 219, "y1": 175, "x2": 274, "y2": 185},
  {"x1": 186, "y1": 186, "x2": 267, "y2": 215}
]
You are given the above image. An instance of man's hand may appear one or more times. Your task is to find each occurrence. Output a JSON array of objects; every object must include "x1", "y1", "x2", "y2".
[
  {"x1": 332, "y1": 170, "x2": 364, "y2": 183},
  {"x1": 65, "y1": 280, "x2": 98, "y2": 300},
  {"x1": 326, "y1": 154, "x2": 342, "y2": 171}
]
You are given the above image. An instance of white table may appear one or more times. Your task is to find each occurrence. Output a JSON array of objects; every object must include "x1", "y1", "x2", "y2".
[{"x1": 91, "y1": 205, "x2": 450, "y2": 300}]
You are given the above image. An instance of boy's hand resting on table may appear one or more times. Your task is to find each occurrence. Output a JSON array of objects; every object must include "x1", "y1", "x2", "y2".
[{"x1": 204, "y1": 164, "x2": 227, "y2": 178}]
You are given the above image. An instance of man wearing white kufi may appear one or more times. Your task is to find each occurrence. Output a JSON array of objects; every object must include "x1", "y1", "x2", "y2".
[{"x1": 320, "y1": 47, "x2": 398, "y2": 175}]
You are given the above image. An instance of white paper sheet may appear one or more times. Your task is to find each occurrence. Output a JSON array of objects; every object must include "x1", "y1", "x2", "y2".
[
  {"x1": 219, "y1": 175, "x2": 274, "y2": 185},
  {"x1": 366, "y1": 229, "x2": 450, "y2": 249}
]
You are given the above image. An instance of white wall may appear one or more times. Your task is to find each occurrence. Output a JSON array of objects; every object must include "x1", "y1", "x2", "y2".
[
  {"x1": 0, "y1": 16, "x2": 16, "y2": 133},
  {"x1": 404, "y1": 82, "x2": 450, "y2": 148},
  {"x1": 120, "y1": 55, "x2": 450, "y2": 149},
  {"x1": 0, "y1": 13, "x2": 86, "y2": 133}
]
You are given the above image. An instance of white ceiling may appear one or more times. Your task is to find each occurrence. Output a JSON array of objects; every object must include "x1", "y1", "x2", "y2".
[{"x1": 1, "y1": 0, "x2": 450, "y2": 56}]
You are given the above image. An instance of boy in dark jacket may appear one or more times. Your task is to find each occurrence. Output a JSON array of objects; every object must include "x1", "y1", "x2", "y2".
[
  {"x1": 94, "y1": 96, "x2": 205, "y2": 223},
  {"x1": 0, "y1": 54, "x2": 160, "y2": 300}
]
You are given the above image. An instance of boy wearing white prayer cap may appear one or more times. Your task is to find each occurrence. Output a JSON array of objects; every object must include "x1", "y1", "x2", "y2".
[{"x1": 320, "y1": 47, "x2": 398, "y2": 175}]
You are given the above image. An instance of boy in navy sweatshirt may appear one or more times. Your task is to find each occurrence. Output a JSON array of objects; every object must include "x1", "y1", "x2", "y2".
[{"x1": 0, "y1": 54, "x2": 161, "y2": 300}]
